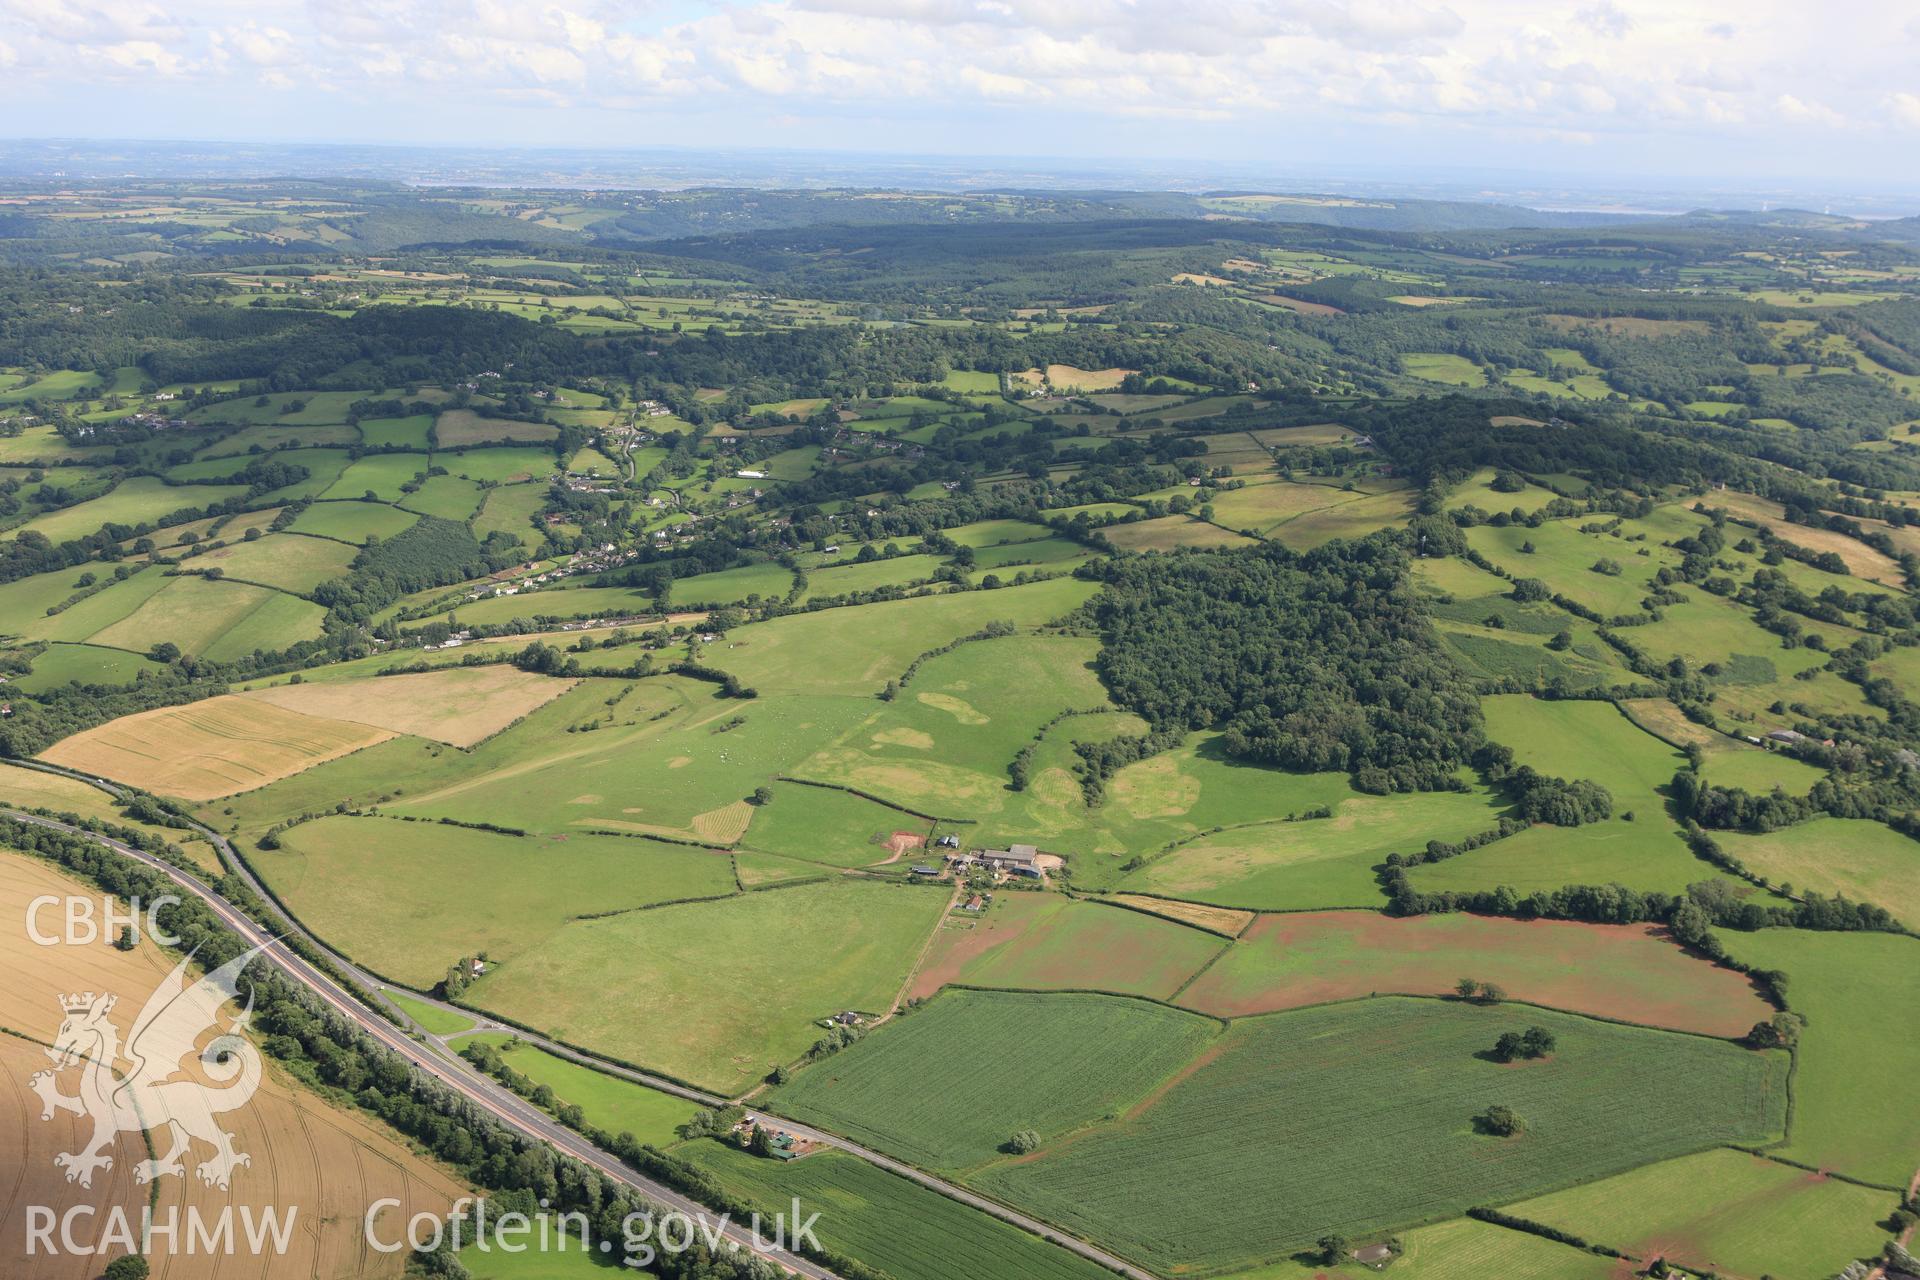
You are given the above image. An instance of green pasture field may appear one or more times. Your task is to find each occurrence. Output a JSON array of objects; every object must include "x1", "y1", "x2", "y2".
[
  {"x1": 14, "y1": 642, "x2": 160, "y2": 691},
  {"x1": 462, "y1": 1034, "x2": 698, "y2": 1148},
  {"x1": 1407, "y1": 818, "x2": 1763, "y2": 899},
  {"x1": 975, "y1": 997, "x2": 1787, "y2": 1274},
  {"x1": 1438, "y1": 621, "x2": 1621, "y2": 691},
  {"x1": 671, "y1": 560, "x2": 794, "y2": 607},
  {"x1": 1103, "y1": 515, "x2": 1259, "y2": 552},
  {"x1": 1411, "y1": 554, "x2": 1521, "y2": 601},
  {"x1": 967, "y1": 535, "x2": 1087, "y2": 570},
  {"x1": 682, "y1": 1142, "x2": 1115, "y2": 1280},
  {"x1": 193, "y1": 424, "x2": 360, "y2": 457},
  {"x1": 943, "y1": 518, "x2": 1057, "y2": 548},
  {"x1": 8, "y1": 477, "x2": 241, "y2": 544},
  {"x1": 321, "y1": 453, "x2": 429, "y2": 501},
  {"x1": 912, "y1": 895, "x2": 1226, "y2": 1001},
  {"x1": 0, "y1": 424, "x2": 112, "y2": 464},
  {"x1": 1177, "y1": 910, "x2": 1769, "y2": 1037},
  {"x1": 1204, "y1": 479, "x2": 1355, "y2": 535},
  {"x1": 1306, "y1": 1215, "x2": 1617, "y2": 1280},
  {"x1": 425, "y1": 584, "x2": 659, "y2": 629},
  {"x1": 472, "y1": 484, "x2": 551, "y2": 540},
  {"x1": 88, "y1": 573, "x2": 324, "y2": 657},
  {"x1": 940, "y1": 370, "x2": 1003, "y2": 394},
  {"x1": 256, "y1": 814, "x2": 739, "y2": 987},
  {"x1": 0, "y1": 368, "x2": 104, "y2": 402},
  {"x1": 1464, "y1": 520, "x2": 1677, "y2": 617},
  {"x1": 254, "y1": 447, "x2": 356, "y2": 501},
  {"x1": 1482, "y1": 694, "x2": 1683, "y2": 809},
  {"x1": 386, "y1": 990, "x2": 475, "y2": 1037},
  {"x1": 446, "y1": 447, "x2": 559, "y2": 484},
  {"x1": 1717, "y1": 927, "x2": 1920, "y2": 1186},
  {"x1": 796, "y1": 633, "x2": 1111, "y2": 819},
  {"x1": 186, "y1": 531, "x2": 356, "y2": 594},
  {"x1": 13, "y1": 565, "x2": 174, "y2": 644},
  {"x1": 1118, "y1": 783, "x2": 1503, "y2": 910},
  {"x1": 202, "y1": 590, "x2": 330, "y2": 662},
  {"x1": 393, "y1": 689, "x2": 871, "y2": 842},
  {"x1": 800, "y1": 554, "x2": 943, "y2": 600},
  {"x1": 358, "y1": 414, "x2": 435, "y2": 448},
  {"x1": 738, "y1": 781, "x2": 930, "y2": 868},
  {"x1": 568, "y1": 446, "x2": 621, "y2": 475},
  {"x1": 1440, "y1": 468, "x2": 1564, "y2": 515},
  {"x1": 436, "y1": 410, "x2": 557, "y2": 446},
  {"x1": 1699, "y1": 741, "x2": 1828, "y2": 794},
  {"x1": 0, "y1": 563, "x2": 142, "y2": 630},
  {"x1": 186, "y1": 389, "x2": 365, "y2": 425},
  {"x1": 287, "y1": 500, "x2": 419, "y2": 544},
  {"x1": 774, "y1": 988, "x2": 1219, "y2": 1173},
  {"x1": 695, "y1": 577, "x2": 1098, "y2": 699},
  {"x1": 1264, "y1": 489, "x2": 1415, "y2": 550},
  {"x1": 398, "y1": 473, "x2": 486, "y2": 521},
  {"x1": 1715, "y1": 817, "x2": 1920, "y2": 925},
  {"x1": 1402, "y1": 353, "x2": 1484, "y2": 386},
  {"x1": 468, "y1": 878, "x2": 948, "y2": 1091},
  {"x1": 1504, "y1": 1147, "x2": 1892, "y2": 1280}
]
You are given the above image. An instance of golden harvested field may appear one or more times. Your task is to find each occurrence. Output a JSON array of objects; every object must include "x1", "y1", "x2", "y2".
[
  {"x1": 1708, "y1": 490, "x2": 1904, "y2": 585},
  {"x1": 1619, "y1": 697, "x2": 1723, "y2": 748},
  {"x1": 245, "y1": 666, "x2": 575, "y2": 747},
  {"x1": 1045, "y1": 364, "x2": 1134, "y2": 392},
  {"x1": 0, "y1": 853, "x2": 464, "y2": 1279},
  {"x1": 1111, "y1": 894, "x2": 1255, "y2": 936},
  {"x1": 1104, "y1": 516, "x2": 1259, "y2": 552},
  {"x1": 40, "y1": 695, "x2": 393, "y2": 801}
]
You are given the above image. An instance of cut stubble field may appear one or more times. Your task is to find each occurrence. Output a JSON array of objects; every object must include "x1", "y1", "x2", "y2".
[
  {"x1": 243, "y1": 665, "x2": 576, "y2": 747},
  {"x1": 40, "y1": 693, "x2": 393, "y2": 801}
]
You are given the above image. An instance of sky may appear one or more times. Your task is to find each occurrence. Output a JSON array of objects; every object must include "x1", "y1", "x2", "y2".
[{"x1": 1, "y1": 0, "x2": 1917, "y2": 189}]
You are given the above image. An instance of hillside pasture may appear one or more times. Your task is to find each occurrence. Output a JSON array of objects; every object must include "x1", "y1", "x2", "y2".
[
  {"x1": 7, "y1": 476, "x2": 241, "y2": 544},
  {"x1": 12, "y1": 642, "x2": 159, "y2": 692},
  {"x1": 1177, "y1": 911, "x2": 1770, "y2": 1036},
  {"x1": 1504, "y1": 1148, "x2": 1893, "y2": 1280},
  {"x1": 87, "y1": 573, "x2": 327, "y2": 657},
  {"x1": 40, "y1": 693, "x2": 393, "y2": 800},
  {"x1": 467, "y1": 878, "x2": 948, "y2": 1091},
  {"x1": 435, "y1": 409, "x2": 558, "y2": 445},
  {"x1": 1713, "y1": 817, "x2": 1920, "y2": 926},
  {"x1": 738, "y1": 781, "x2": 931, "y2": 868},
  {"x1": 1119, "y1": 783, "x2": 1503, "y2": 910},
  {"x1": 695, "y1": 577, "x2": 1098, "y2": 699},
  {"x1": 184, "y1": 530, "x2": 357, "y2": 594},
  {"x1": 288, "y1": 499, "x2": 419, "y2": 543},
  {"x1": 1102, "y1": 515, "x2": 1258, "y2": 551},
  {"x1": 322, "y1": 454, "x2": 429, "y2": 501}
]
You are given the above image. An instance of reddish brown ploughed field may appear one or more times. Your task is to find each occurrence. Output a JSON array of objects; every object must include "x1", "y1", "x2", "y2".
[{"x1": 1176, "y1": 910, "x2": 1770, "y2": 1037}]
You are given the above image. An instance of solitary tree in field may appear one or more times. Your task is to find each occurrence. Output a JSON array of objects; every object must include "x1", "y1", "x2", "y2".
[
  {"x1": 1490, "y1": 1031, "x2": 1525, "y2": 1063},
  {"x1": 1005, "y1": 1129, "x2": 1040, "y2": 1155},
  {"x1": 750, "y1": 786, "x2": 774, "y2": 806},
  {"x1": 1520, "y1": 1026, "x2": 1556, "y2": 1058},
  {"x1": 1455, "y1": 977, "x2": 1479, "y2": 1000},
  {"x1": 1316, "y1": 1235, "x2": 1348, "y2": 1266},
  {"x1": 104, "y1": 1258, "x2": 150, "y2": 1280},
  {"x1": 1478, "y1": 1104, "x2": 1522, "y2": 1137}
]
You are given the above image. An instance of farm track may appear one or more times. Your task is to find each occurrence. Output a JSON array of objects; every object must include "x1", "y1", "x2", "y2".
[{"x1": 8, "y1": 762, "x2": 1158, "y2": 1280}]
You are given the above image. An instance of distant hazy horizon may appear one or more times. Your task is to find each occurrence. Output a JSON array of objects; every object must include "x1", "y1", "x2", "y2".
[{"x1": 2, "y1": 137, "x2": 1917, "y2": 220}]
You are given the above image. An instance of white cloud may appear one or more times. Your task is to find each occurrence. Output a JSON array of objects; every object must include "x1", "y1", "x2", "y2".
[{"x1": 0, "y1": 0, "x2": 1911, "y2": 162}]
